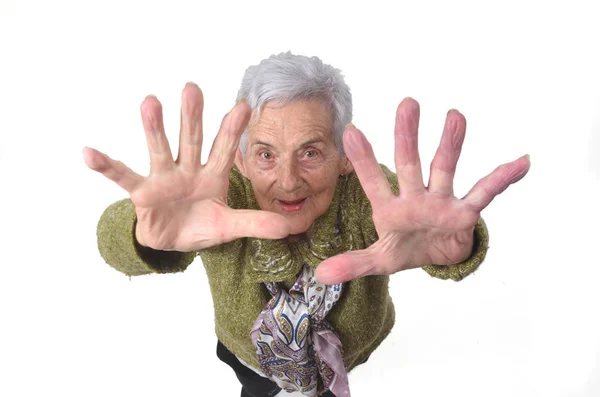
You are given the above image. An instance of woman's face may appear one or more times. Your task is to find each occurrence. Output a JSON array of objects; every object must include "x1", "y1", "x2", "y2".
[{"x1": 236, "y1": 99, "x2": 353, "y2": 236}]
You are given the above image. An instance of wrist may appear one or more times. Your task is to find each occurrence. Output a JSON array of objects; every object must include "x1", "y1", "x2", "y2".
[{"x1": 134, "y1": 222, "x2": 148, "y2": 248}]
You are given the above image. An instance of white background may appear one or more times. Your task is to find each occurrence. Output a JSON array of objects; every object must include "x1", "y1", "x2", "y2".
[{"x1": 1, "y1": 1, "x2": 599, "y2": 396}]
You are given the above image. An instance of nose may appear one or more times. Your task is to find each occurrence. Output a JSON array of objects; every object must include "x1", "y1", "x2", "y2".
[{"x1": 278, "y1": 157, "x2": 303, "y2": 193}]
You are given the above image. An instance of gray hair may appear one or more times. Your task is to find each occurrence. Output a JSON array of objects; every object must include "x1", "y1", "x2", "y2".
[{"x1": 236, "y1": 52, "x2": 352, "y2": 156}]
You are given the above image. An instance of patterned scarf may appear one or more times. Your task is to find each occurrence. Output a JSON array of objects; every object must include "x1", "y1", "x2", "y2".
[{"x1": 250, "y1": 264, "x2": 351, "y2": 397}]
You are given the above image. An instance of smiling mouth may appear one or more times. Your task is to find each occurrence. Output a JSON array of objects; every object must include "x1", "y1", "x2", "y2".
[{"x1": 277, "y1": 198, "x2": 307, "y2": 212}]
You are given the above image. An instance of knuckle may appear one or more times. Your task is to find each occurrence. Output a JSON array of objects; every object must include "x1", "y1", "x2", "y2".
[{"x1": 449, "y1": 129, "x2": 465, "y2": 150}]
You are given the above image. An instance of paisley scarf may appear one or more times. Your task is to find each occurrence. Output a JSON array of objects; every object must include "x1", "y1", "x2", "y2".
[{"x1": 250, "y1": 264, "x2": 350, "y2": 397}]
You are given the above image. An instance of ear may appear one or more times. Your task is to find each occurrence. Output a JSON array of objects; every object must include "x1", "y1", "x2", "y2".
[
  {"x1": 341, "y1": 155, "x2": 354, "y2": 175},
  {"x1": 234, "y1": 148, "x2": 248, "y2": 177}
]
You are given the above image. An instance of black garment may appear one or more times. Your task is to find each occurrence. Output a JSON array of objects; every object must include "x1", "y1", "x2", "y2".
[{"x1": 216, "y1": 340, "x2": 336, "y2": 397}]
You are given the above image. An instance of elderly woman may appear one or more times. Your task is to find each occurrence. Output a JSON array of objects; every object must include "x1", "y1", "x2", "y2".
[{"x1": 85, "y1": 52, "x2": 530, "y2": 397}]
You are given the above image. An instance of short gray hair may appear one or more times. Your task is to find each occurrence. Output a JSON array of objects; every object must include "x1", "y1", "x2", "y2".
[{"x1": 236, "y1": 52, "x2": 352, "y2": 155}]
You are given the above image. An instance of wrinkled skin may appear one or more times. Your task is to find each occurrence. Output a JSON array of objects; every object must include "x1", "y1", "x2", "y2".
[
  {"x1": 234, "y1": 100, "x2": 353, "y2": 236},
  {"x1": 315, "y1": 98, "x2": 530, "y2": 284}
]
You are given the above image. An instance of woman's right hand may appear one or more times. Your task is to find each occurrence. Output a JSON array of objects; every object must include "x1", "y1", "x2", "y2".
[{"x1": 83, "y1": 83, "x2": 291, "y2": 252}]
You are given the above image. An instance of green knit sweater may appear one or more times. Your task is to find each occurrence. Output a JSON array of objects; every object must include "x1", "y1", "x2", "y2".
[{"x1": 96, "y1": 164, "x2": 489, "y2": 373}]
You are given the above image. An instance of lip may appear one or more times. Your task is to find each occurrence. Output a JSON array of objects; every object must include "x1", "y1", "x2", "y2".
[{"x1": 277, "y1": 198, "x2": 307, "y2": 212}]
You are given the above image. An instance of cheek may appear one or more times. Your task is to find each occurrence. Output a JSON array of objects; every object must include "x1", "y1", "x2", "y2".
[
  {"x1": 306, "y1": 154, "x2": 344, "y2": 179},
  {"x1": 248, "y1": 171, "x2": 276, "y2": 201},
  {"x1": 305, "y1": 170, "x2": 339, "y2": 197}
]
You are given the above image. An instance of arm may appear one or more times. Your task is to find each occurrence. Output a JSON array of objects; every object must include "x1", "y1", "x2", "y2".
[{"x1": 96, "y1": 198, "x2": 196, "y2": 277}]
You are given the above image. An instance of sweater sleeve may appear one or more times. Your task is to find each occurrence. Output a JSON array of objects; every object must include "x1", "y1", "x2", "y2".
[
  {"x1": 355, "y1": 164, "x2": 489, "y2": 281},
  {"x1": 96, "y1": 198, "x2": 197, "y2": 277}
]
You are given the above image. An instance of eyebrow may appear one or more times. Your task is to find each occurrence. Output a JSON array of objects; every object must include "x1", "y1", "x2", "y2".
[
  {"x1": 299, "y1": 138, "x2": 325, "y2": 147},
  {"x1": 252, "y1": 140, "x2": 273, "y2": 148},
  {"x1": 251, "y1": 138, "x2": 326, "y2": 149}
]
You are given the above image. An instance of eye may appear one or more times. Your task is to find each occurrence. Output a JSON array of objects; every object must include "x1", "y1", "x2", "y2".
[
  {"x1": 259, "y1": 151, "x2": 273, "y2": 160},
  {"x1": 304, "y1": 150, "x2": 318, "y2": 158}
]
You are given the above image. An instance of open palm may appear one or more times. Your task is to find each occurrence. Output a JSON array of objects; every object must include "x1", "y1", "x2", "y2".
[
  {"x1": 316, "y1": 98, "x2": 530, "y2": 284},
  {"x1": 83, "y1": 83, "x2": 291, "y2": 252}
]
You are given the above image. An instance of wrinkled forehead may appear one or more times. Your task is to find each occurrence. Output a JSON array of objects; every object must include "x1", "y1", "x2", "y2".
[{"x1": 248, "y1": 98, "x2": 334, "y2": 141}]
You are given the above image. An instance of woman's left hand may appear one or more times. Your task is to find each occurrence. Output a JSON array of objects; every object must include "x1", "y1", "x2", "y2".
[{"x1": 315, "y1": 98, "x2": 531, "y2": 285}]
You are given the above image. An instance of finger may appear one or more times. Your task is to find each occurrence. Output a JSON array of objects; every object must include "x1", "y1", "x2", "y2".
[
  {"x1": 223, "y1": 208, "x2": 291, "y2": 241},
  {"x1": 140, "y1": 95, "x2": 175, "y2": 174},
  {"x1": 176, "y1": 82, "x2": 204, "y2": 172},
  {"x1": 82, "y1": 146, "x2": 144, "y2": 193},
  {"x1": 462, "y1": 154, "x2": 531, "y2": 212},
  {"x1": 315, "y1": 248, "x2": 378, "y2": 285},
  {"x1": 205, "y1": 100, "x2": 251, "y2": 175},
  {"x1": 395, "y1": 98, "x2": 425, "y2": 196},
  {"x1": 343, "y1": 124, "x2": 393, "y2": 206},
  {"x1": 428, "y1": 109, "x2": 467, "y2": 195}
]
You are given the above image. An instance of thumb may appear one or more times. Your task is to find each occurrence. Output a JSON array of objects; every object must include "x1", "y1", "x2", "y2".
[
  {"x1": 224, "y1": 208, "x2": 291, "y2": 241},
  {"x1": 315, "y1": 248, "x2": 379, "y2": 285}
]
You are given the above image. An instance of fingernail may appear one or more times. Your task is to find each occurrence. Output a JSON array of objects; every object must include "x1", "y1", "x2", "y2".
[
  {"x1": 447, "y1": 108, "x2": 458, "y2": 115},
  {"x1": 344, "y1": 124, "x2": 357, "y2": 139},
  {"x1": 525, "y1": 154, "x2": 530, "y2": 160},
  {"x1": 344, "y1": 124, "x2": 366, "y2": 147}
]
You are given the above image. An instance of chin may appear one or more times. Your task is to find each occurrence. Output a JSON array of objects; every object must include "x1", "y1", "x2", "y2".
[
  {"x1": 286, "y1": 218, "x2": 314, "y2": 236},
  {"x1": 288, "y1": 224, "x2": 312, "y2": 236}
]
